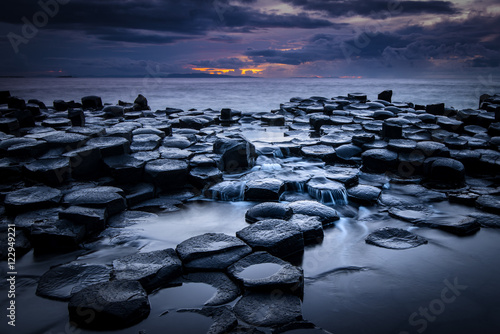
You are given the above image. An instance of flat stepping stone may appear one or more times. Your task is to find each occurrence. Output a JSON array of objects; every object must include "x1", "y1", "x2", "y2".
[
  {"x1": 236, "y1": 219, "x2": 304, "y2": 259},
  {"x1": 87, "y1": 136, "x2": 130, "y2": 157},
  {"x1": 36, "y1": 263, "x2": 111, "y2": 301},
  {"x1": 4, "y1": 186, "x2": 61, "y2": 214},
  {"x1": 366, "y1": 227, "x2": 428, "y2": 249},
  {"x1": 476, "y1": 195, "x2": 500, "y2": 214},
  {"x1": 173, "y1": 272, "x2": 241, "y2": 306},
  {"x1": 244, "y1": 178, "x2": 285, "y2": 201},
  {"x1": 43, "y1": 133, "x2": 88, "y2": 150},
  {"x1": 234, "y1": 292, "x2": 302, "y2": 327},
  {"x1": 190, "y1": 167, "x2": 223, "y2": 187},
  {"x1": 245, "y1": 202, "x2": 293, "y2": 224},
  {"x1": 63, "y1": 186, "x2": 126, "y2": 216},
  {"x1": 59, "y1": 206, "x2": 107, "y2": 235},
  {"x1": 287, "y1": 200, "x2": 340, "y2": 225},
  {"x1": 23, "y1": 157, "x2": 71, "y2": 185},
  {"x1": 42, "y1": 117, "x2": 72, "y2": 129},
  {"x1": 301, "y1": 145, "x2": 336, "y2": 162},
  {"x1": 387, "y1": 139, "x2": 417, "y2": 153},
  {"x1": 324, "y1": 166, "x2": 359, "y2": 187},
  {"x1": 347, "y1": 185, "x2": 382, "y2": 205},
  {"x1": 306, "y1": 177, "x2": 347, "y2": 205},
  {"x1": 144, "y1": 158, "x2": 189, "y2": 191},
  {"x1": 176, "y1": 233, "x2": 252, "y2": 271},
  {"x1": 289, "y1": 214, "x2": 324, "y2": 244},
  {"x1": 30, "y1": 219, "x2": 86, "y2": 251},
  {"x1": 228, "y1": 251, "x2": 303, "y2": 292},
  {"x1": 159, "y1": 147, "x2": 194, "y2": 159},
  {"x1": 389, "y1": 208, "x2": 429, "y2": 223},
  {"x1": 113, "y1": 248, "x2": 182, "y2": 292},
  {"x1": 68, "y1": 280, "x2": 150, "y2": 330}
]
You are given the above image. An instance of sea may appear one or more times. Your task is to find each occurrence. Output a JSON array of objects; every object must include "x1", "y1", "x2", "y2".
[
  {"x1": 1, "y1": 77, "x2": 499, "y2": 112},
  {"x1": 1, "y1": 77, "x2": 500, "y2": 334}
]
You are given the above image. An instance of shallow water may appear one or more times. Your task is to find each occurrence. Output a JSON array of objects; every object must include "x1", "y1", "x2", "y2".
[{"x1": 239, "y1": 263, "x2": 283, "y2": 280}]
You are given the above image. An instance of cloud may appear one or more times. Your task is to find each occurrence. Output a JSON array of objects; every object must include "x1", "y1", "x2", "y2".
[
  {"x1": 280, "y1": 0, "x2": 459, "y2": 17},
  {"x1": 0, "y1": 0, "x2": 337, "y2": 44}
]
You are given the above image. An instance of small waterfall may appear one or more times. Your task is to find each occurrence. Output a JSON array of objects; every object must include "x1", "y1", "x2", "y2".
[{"x1": 306, "y1": 177, "x2": 348, "y2": 205}]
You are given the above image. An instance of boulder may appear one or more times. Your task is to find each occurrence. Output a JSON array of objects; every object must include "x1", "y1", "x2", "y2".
[
  {"x1": 103, "y1": 105, "x2": 124, "y2": 118},
  {"x1": 426, "y1": 103, "x2": 445, "y2": 115},
  {"x1": 244, "y1": 178, "x2": 285, "y2": 202},
  {"x1": 68, "y1": 280, "x2": 150, "y2": 330},
  {"x1": 213, "y1": 136, "x2": 257, "y2": 173},
  {"x1": 113, "y1": 248, "x2": 182, "y2": 292},
  {"x1": 134, "y1": 94, "x2": 149, "y2": 110},
  {"x1": 236, "y1": 219, "x2": 304, "y2": 259},
  {"x1": 53, "y1": 100, "x2": 69, "y2": 111},
  {"x1": 37, "y1": 263, "x2": 111, "y2": 300},
  {"x1": 425, "y1": 157, "x2": 465, "y2": 187},
  {"x1": 287, "y1": 200, "x2": 340, "y2": 225},
  {"x1": 347, "y1": 185, "x2": 382, "y2": 205},
  {"x1": 144, "y1": 158, "x2": 189, "y2": 191},
  {"x1": 245, "y1": 202, "x2": 293, "y2": 224},
  {"x1": 81, "y1": 96, "x2": 103, "y2": 110},
  {"x1": 7, "y1": 96, "x2": 25, "y2": 109},
  {"x1": 176, "y1": 233, "x2": 252, "y2": 271},
  {"x1": 366, "y1": 227, "x2": 428, "y2": 249},
  {"x1": 378, "y1": 90, "x2": 393, "y2": 103}
]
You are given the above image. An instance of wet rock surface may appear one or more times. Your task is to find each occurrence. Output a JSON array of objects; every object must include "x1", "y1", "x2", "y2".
[{"x1": 366, "y1": 227, "x2": 428, "y2": 249}]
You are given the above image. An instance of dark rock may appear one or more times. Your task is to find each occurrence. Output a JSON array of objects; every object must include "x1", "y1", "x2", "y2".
[
  {"x1": 361, "y1": 149, "x2": 398, "y2": 173},
  {"x1": 470, "y1": 213, "x2": 500, "y2": 228},
  {"x1": 87, "y1": 136, "x2": 130, "y2": 157},
  {"x1": 324, "y1": 166, "x2": 359, "y2": 187},
  {"x1": 245, "y1": 202, "x2": 293, "y2": 224},
  {"x1": 36, "y1": 263, "x2": 111, "y2": 301},
  {"x1": 351, "y1": 133, "x2": 375, "y2": 147},
  {"x1": 113, "y1": 248, "x2": 182, "y2": 292},
  {"x1": 306, "y1": 177, "x2": 347, "y2": 205},
  {"x1": 387, "y1": 139, "x2": 417, "y2": 153},
  {"x1": 43, "y1": 132, "x2": 89, "y2": 150},
  {"x1": 159, "y1": 147, "x2": 193, "y2": 159},
  {"x1": 190, "y1": 167, "x2": 223, "y2": 188},
  {"x1": 378, "y1": 90, "x2": 393, "y2": 103},
  {"x1": 68, "y1": 280, "x2": 150, "y2": 330},
  {"x1": 81, "y1": 96, "x2": 103, "y2": 110},
  {"x1": 348, "y1": 93, "x2": 367, "y2": 103},
  {"x1": 53, "y1": 100, "x2": 69, "y2": 111},
  {"x1": 301, "y1": 145, "x2": 336, "y2": 162},
  {"x1": 244, "y1": 178, "x2": 285, "y2": 202},
  {"x1": 179, "y1": 306, "x2": 238, "y2": 334},
  {"x1": 262, "y1": 113, "x2": 285, "y2": 126},
  {"x1": 144, "y1": 158, "x2": 189, "y2": 191},
  {"x1": 366, "y1": 227, "x2": 428, "y2": 249},
  {"x1": 382, "y1": 121, "x2": 403, "y2": 139},
  {"x1": 426, "y1": 103, "x2": 445, "y2": 115},
  {"x1": 320, "y1": 133, "x2": 351, "y2": 147},
  {"x1": 176, "y1": 233, "x2": 252, "y2": 271},
  {"x1": 103, "y1": 154, "x2": 145, "y2": 183},
  {"x1": 64, "y1": 187, "x2": 126, "y2": 216},
  {"x1": 0, "y1": 118, "x2": 20, "y2": 134},
  {"x1": 42, "y1": 117, "x2": 72, "y2": 129},
  {"x1": 373, "y1": 110, "x2": 395, "y2": 120},
  {"x1": 287, "y1": 200, "x2": 340, "y2": 225},
  {"x1": 233, "y1": 292, "x2": 302, "y2": 327},
  {"x1": 63, "y1": 146, "x2": 102, "y2": 179},
  {"x1": 0, "y1": 90, "x2": 11, "y2": 104},
  {"x1": 335, "y1": 144, "x2": 362, "y2": 163},
  {"x1": 213, "y1": 136, "x2": 257, "y2": 173},
  {"x1": 23, "y1": 157, "x2": 71, "y2": 185},
  {"x1": 9, "y1": 108, "x2": 35, "y2": 127},
  {"x1": 476, "y1": 195, "x2": 500, "y2": 214},
  {"x1": 122, "y1": 183, "x2": 155, "y2": 207},
  {"x1": 288, "y1": 214, "x2": 324, "y2": 244},
  {"x1": 415, "y1": 141, "x2": 450, "y2": 158},
  {"x1": 103, "y1": 105, "x2": 124, "y2": 118},
  {"x1": 30, "y1": 219, "x2": 86, "y2": 251},
  {"x1": 236, "y1": 219, "x2": 304, "y2": 259},
  {"x1": 448, "y1": 192, "x2": 479, "y2": 206},
  {"x1": 347, "y1": 185, "x2": 382, "y2": 205},
  {"x1": 425, "y1": 157, "x2": 465, "y2": 187},
  {"x1": 444, "y1": 137, "x2": 468, "y2": 150},
  {"x1": 174, "y1": 272, "x2": 241, "y2": 306},
  {"x1": 4, "y1": 186, "x2": 61, "y2": 214},
  {"x1": 206, "y1": 181, "x2": 246, "y2": 201},
  {"x1": 228, "y1": 251, "x2": 303, "y2": 292},
  {"x1": 8, "y1": 96, "x2": 26, "y2": 110},
  {"x1": 68, "y1": 108, "x2": 85, "y2": 126},
  {"x1": 309, "y1": 114, "x2": 333, "y2": 132},
  {"x1": 134, "y1": 94, "x2": 149, "y2": 110},
  {"x1": 59, "y1": 206, "x2": 107, "y2": 235},
  {"x1": 14, "y1": 208, "x2": 61, "y2": 230}
]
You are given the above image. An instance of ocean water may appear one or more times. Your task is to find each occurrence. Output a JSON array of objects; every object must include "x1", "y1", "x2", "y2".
[{"x1": 1, "y1": 77, "x2": 498, "y2": 112}]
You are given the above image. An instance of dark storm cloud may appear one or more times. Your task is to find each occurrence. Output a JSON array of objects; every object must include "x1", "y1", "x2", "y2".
[
  {"x1": 281, "y1": 0, "x2": 459, "y2": 17},
  {"x1": 245, "y1": 13, "x2": 500, "y2": 69},
  {"x1": 0, "y1": 0, "x2": 336, "y2": 44}
]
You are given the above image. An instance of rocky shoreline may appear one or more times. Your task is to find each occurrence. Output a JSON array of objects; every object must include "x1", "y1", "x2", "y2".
[{"x1": 1, "y1": 89, "x2": 500, "y2": 333}]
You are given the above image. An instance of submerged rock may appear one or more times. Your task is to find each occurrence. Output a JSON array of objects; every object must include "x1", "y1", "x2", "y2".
[
  {"x1": 68, "y1": 280, "x2": 150, "y2": 330},
  {"x1": 233, "y1": 292, "x2": 302, "y2": 327},
  {"x1": 176, "y1": 233, "x2": 252, "y2": 271},
  {"x1": 366, "y1": 227, "x2": 428, "y2": 249}
]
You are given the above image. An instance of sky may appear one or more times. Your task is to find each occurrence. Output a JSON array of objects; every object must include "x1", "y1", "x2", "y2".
[{"x1": 0, "y1": 0, "x2": 499, "y2": 78}]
